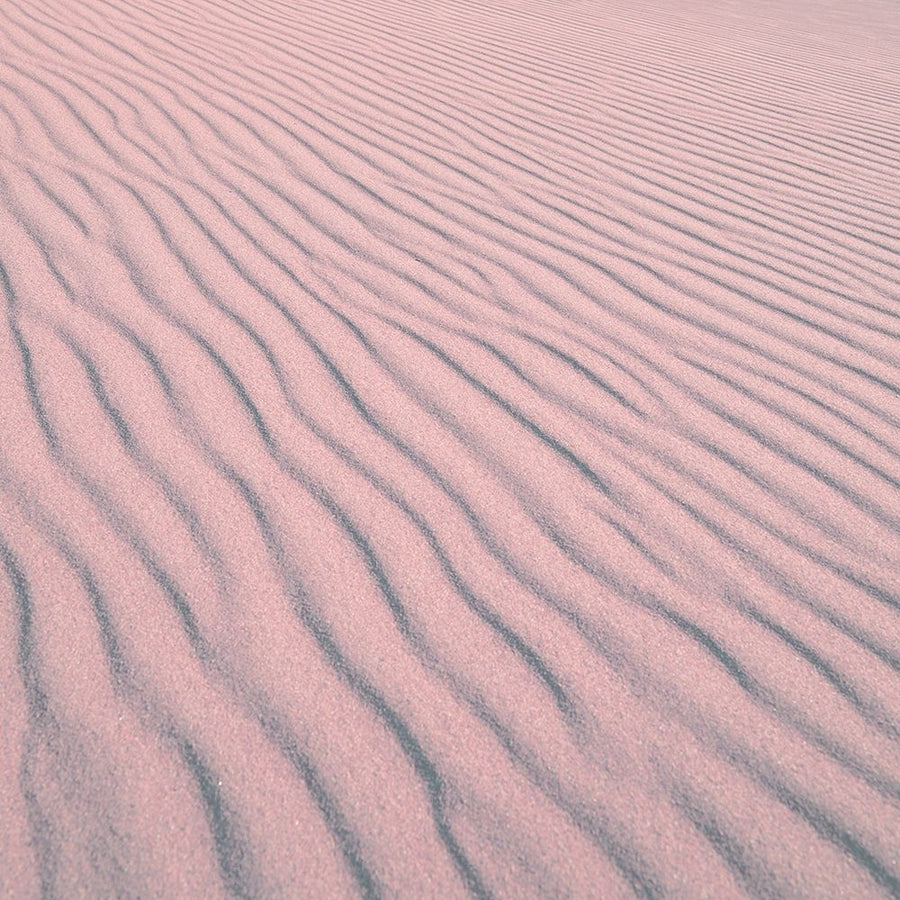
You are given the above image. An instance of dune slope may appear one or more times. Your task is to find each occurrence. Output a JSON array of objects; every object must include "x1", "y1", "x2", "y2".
[{"x1": 1, "y1": 0, "x2": 899, "y2": 896}]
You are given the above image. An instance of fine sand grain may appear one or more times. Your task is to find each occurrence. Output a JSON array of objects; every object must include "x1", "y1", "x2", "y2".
[{"x1": 1, "y1": 0, "x2": 899, "y2": 896}]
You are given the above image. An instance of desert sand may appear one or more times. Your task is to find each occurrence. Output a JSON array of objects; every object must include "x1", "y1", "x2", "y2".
[{"x1": 1, "y1": 0, "x2": 899, "y2": 896}]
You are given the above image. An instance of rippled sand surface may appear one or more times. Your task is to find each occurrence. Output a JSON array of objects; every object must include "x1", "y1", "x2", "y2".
[{"x1": 1, "y1": 0, "x2": 899, "y2": 896}]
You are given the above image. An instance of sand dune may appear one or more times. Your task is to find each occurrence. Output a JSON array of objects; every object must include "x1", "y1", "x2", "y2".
[{"x1": 1, "y1": 0, "x2": 899, "y2": 896}]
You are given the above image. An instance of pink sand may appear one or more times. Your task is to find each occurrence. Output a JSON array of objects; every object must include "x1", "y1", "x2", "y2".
[{"x1": 1, "y1": 0, "x2": 899, "y2": 896}]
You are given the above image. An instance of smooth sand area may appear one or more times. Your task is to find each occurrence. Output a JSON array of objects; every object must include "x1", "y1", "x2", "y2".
[{"x1": 1, "y1": 0, "x2": 899, "y2": 896}]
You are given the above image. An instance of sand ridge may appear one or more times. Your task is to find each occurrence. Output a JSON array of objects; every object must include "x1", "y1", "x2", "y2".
[{"x1": 0, "y1": 0, "x2": 899, "y2": 896}]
